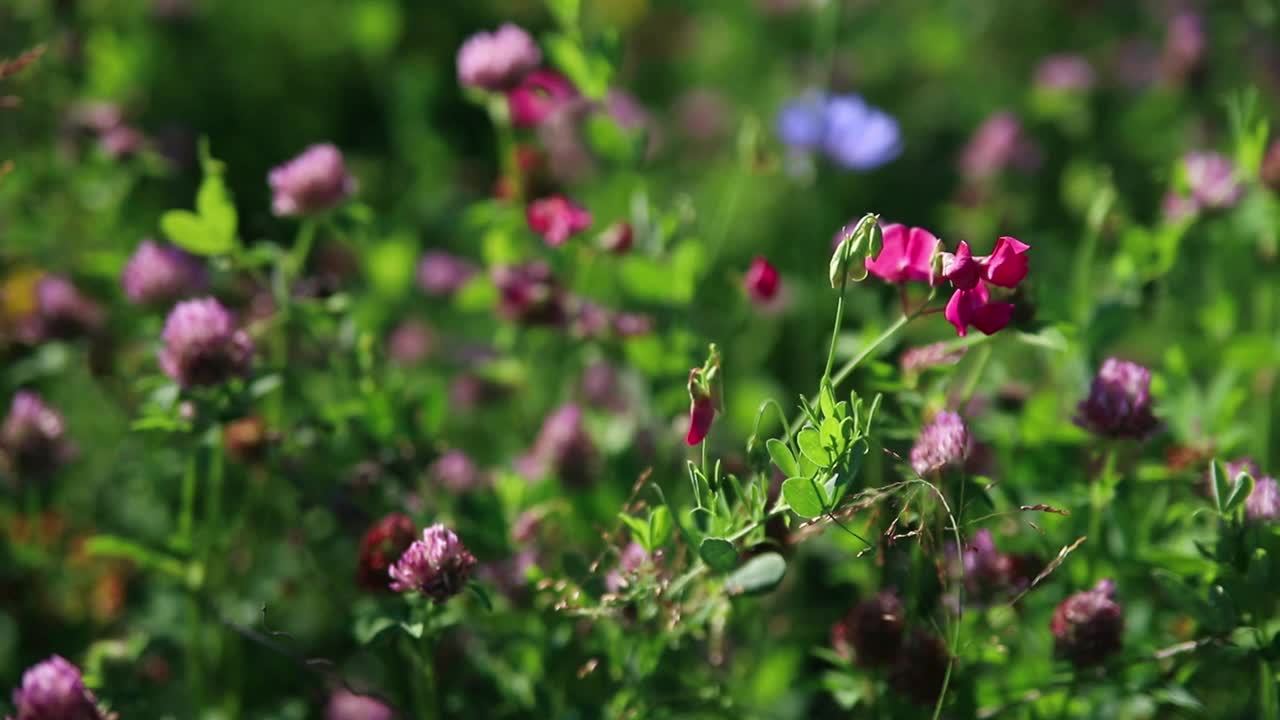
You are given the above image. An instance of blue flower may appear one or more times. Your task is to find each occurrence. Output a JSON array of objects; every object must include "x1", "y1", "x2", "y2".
[{"x1": 776, "y1": 92, "x2": 902, "y2": 171}]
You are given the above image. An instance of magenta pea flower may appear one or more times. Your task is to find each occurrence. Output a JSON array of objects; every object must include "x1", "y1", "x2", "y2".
[
  {"x1": 743, "y1": 256, "x2": 781, "y2": 306},
  {"x1": 863, "y1": 223, "x2": 939, "y2": 285},
  {"x1": 456, "y1": 24, "x2": 541, "y2": 92},
  {"x1": 268, "y1": 144, "x2": 357, "y2": 217},
  {"x1": 940, "y1": 236, "x2": 1029, "y2": 337},
  {"x1": 507, "y1": 69, "x2": 579, "y2": 128},
  {"x1": 526, "y1": 195, "x2": 592, "y2": 247}
]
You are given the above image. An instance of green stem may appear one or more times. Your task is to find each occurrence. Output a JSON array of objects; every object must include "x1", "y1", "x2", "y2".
[
  {"x1": 822, "y1": 274, "x2": 850, "y2": 383},
  {"x1": 786, "y1": 310, "x2": 916, "y2": 439},
  {"x1": 176, "y1": 450, "x2": 198, "y2": 552},
  {"x1": 1088, "y1": 447, "x2": 1119, "y2": 577},
  {"x1": 402, "y1": 634, "x2": 440, "y2": 720},
  {"x1": 487, "y1": 96, "x2": 520, "y2": 202}
]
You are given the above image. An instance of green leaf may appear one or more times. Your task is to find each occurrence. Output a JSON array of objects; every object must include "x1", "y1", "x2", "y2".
[
  {"x1": 819, "y1": 382, "x2": 837, "y2": 419},
  {"x1": 618, "y1": 513, "x2": 650, "y2": 549},
  {"x1": 400, "y1": 621, "x2": 425, "y2": 639},
  {"x1": 468, "y1": 582, "x2": 494, "y2": 612},
  {"x1": 648, "y1": 507, "x2": 673, "y2": 550},
  {"x1": 820, "y1": 416, "x2": 845, "y2": 456},
  {"x1": 544, "y1": 33, "x2": 612, "y2": 100},
  {"x1": 796, "y1": 428, "x2": 831, "y2": 468},
  {"x1": 1223, "y1": 471, "x2": 1256, "y2": 516},
  {"x1": 195, "y1": 173, "x2": 237, "y2": 241},
  {"x1": 84, "y1": 535, "x2": 187, "y2": 580},
  {"x1": 1210, "y1": 460, "x2": 1229, "y2": 515},
  {"x1": 699, "y1": 537, "x2": 738, "y2": 573},
  {"x1": 353, "y1": 615, "x2": 397, "y2": 644},
  {"x1": 160, "y1": 211, "x2": 220, "y2": 256},
  {"x1": 545, "y1": 0, "x2": 580, "y2": 29},
  {"x1": 766, "y1": 439, "x2": 799, "y2": 477},
  {"x1": 724, "y1": 552, "x2": 786, "y2": 596},
  {"x1": 782, "y1": 476, "x2": 826, "y2": 519}
]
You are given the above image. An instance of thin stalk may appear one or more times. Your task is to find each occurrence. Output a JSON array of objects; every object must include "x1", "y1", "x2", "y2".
[
  {"x1": 487, "y1": 96, "x2": 519, "y2": 202},
  {"x1": 786, "y1": 310, "x2": 916, "y2": 439},
  {"x1": 823, "y1": 273, "x2": 850, "y2": 383},
  {"x1": 1087, "y1": 447, "x2": 1118, "y2": 576},
  {"x1": 176, "y1": 450, "x2": 198, "y2": 552}
]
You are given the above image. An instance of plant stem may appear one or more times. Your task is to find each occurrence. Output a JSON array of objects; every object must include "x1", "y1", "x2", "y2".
[
  {"x1": 786, "y1": 311, "x2": 916, "y2": 439},
  {"x1": 1088, "y1": 447, "x2": 1118, "y2": 577},
  {"x1": 822, "y1": 273, "x2": 850, "y2": 383},
  {"x1": 176, "y1": 449, "x2": 198, "y2": 552}
]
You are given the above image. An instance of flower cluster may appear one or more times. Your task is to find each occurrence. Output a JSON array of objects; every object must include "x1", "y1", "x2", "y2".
[
  {"x1": 516, "y1": 404, "x2": 597, "y2": 488},
  {"x1": 526, "y1": 194, "x2": 593, "y2": 246},
  {"x1": 416, "y1": 251, "x2": 477, "y2": 296},
  {"x1": 356, "y1": 513, "x2": 418, "y2": 592},
  {"x1": 388, "y1": 524, "x2": 477, "y2": 602},
  {"x1": 268, "y1": 143, "x2": 357, "y2": 217},
  {"x1": 777, "y1": 93, "x2": 901, "y2": 171},
  {"x1": 949, "y1": 529, "x2": 1042, "y2": 604},
  {"x1": 122, "y1": 239, "x2": 208, "y2": 306},
  {"x1": 909, "y1": 411, "x2": 972, "y2": 476},
  {"x1": 17, "y1": 275, "x2": 104, "y2": 344},
  {"x1": 1050, "y1": 579, "x2": 1124, "y2": 668},
  {"x1": 456, "y1": 24, "x2": 541, "y2": 91},
  {"x1": 158, "y1": 298, "x2": 254, "y2": 388},
  {"x1": 1, "y1": 392, "x2": 73, "y2": 480},
  {"x1": 1074, "y1": 358, "x2": 1159, "y2": 441},
  {"x1": 8, "y1": 655, "x2": 104, "y2": 720},
  {"x1": 830, "y1": 591, "x2": 949, "y2": 705}
]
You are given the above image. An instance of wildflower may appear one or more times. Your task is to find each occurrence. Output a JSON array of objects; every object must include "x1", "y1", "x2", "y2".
[
  {"x1": 900, "y1": 342, "x2": 968, "y2": 374},
  {"x1": 158, "y1": 297, "x2": 254, "y2": 388},
  {"x1": 598, "y1": 222, "x2": 633, "y2": 254},
  {"x1": 456, "y1": 24, "x2": 541, "y2": 92},
  {"x1": 527, "y1": 195, "x2": 592, "y2": 247},
  {"x1": 909, "y1": 411, "x2": 972, "y2": 476},
  {"x1": 886, "y1": 630, "x2": 949, "y2": 705},
  {"x1": 386, "y1": 320, "x2": 434, "y2": 366},
  {"x1": 959, "y1": 111, "x2": 1040, "y2": 181},
  {"x1": 1, "y1": 391, "x2": 73, "y2": 479},
  {"x1": 611, "y1": 312, "x2": 653, "y2": 337},
  {"x1": 940, "y1": 236, "x2": 1029, "y2": 337},
  {"x1": 356, "y1": 513, "x2": 417, "y2": 592},
  {"x1": 1034, "y1": 54, "x2": 1096, "y2": 91},
  {"x1": 492, "y1": 262, "x2": 567, "y2": 326},
  {"x1": 8, "y1": 655, "x2": 104, "y2": 720},
  {"x1": 100, "y1": 125, "x2": 146, "y2": 159},
  {"x1": 416, "y1": 251, "x2": 476, "y2": 296},
  {"x1": 20, "y1": 275, "x2": 104, "y2": 343},
  {"x1": 830, "y1": 591, "x2": 905, "y2": 668},
  {"x1": 326, "y1": 689, "x2": 396, "y2": 720},
  {"x1": 743, "y1": 256, "x2": 781, "y2": 305},
  {"x1": 1183, "y1": 151, "x2": 1241, "y2": 210},
  {"x1": 1051, "y1": 579, "x2": 1124, "y2": 668},
  {"x1": 1246, "y1": 477, "x2": 1280, "y2": 523},
  {"x1": 776, "y1": 93, "x2": 901, "y2": 170},
  {"x1": 1261, "y1": 141, "x2": 1280, "y2": 193},
  {"x1": 121, "y1": 239, "x2": 207, "y2": 306},
  {"x1": 605, "y1": 542, "x2": 651, "y2": 592},
  {"x1": 388, "y1": 524, "x2": 477, "y2": 602},
  {"x1": 685, "y1": 347, "x2": 722, "y2": 446},
  {"x1": 516, "y1": 404, "x2": 597, "y2": 488},
  {"x1": 1162, "y1": 191, "x2": 1197, "y2": 223},
  {"x1": 429, "y1": 450, "x2": 486, "y2": 493},
  {"x1": 1161, "y1": 12, "x2": 1205, "y2": 83},
  {"x1": 1074, "y1": 358, "x2": 1159, "y2": 440},
  {"x1": 507, "y1": 70, "x2": 579, "y2": 128},
  {"x1": 863, "y1": 223, "x2": 939, "y2": 285},
  {"x1": 268, "y1": 144, "x2": 357, "y2": 217}
]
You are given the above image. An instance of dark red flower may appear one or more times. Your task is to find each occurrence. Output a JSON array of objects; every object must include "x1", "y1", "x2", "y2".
[
  {"x1": 356, "y1": 513, "x2": 418, "y2": 592},
  {"x1": 743, "y1": 256, "x2": 781, "y2": 304},
  {"x1": 1051, "y1": 579, "x2": 1124, "y2": 668}
]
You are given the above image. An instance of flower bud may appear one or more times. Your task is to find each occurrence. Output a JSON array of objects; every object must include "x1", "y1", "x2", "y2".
[
  {"x1": 829, "y1": 213, "x2": 880, "y2": 287},
  {"x1": 1050, "y1": 579, "x2": 1124, "y2": 668},
  {"x1": 1074, "y1": 358, "x2": 1159, "y2": 441},
  {"x1": 356, "y1": 513, "x2": 417, "y2": 592}
]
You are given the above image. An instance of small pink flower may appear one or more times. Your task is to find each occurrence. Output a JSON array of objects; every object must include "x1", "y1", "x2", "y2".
[
  {"x1": 944, "y1": 285, "x2": 1014, "y2": 337},
  {"x1": 980, "y1": 236, "x2": 1031, "y2": 288},
  {"x1": 685, "y1": 368, "x2": 716, "y2": 446},
  {"x1": 456, "y1": 24, "x2": 541, "y2": 92},
  {"x1": 526, "y1": 195, "x2": 592, "y2": 247},
  {"x1": 743, "y1": 256, "x2": 781, "y2": 304},
  {"x1": 268, "y1": 144, "x2": 356, "y2": 217},
  {"x1": 863, "y1": 223, "x2": 939, "y2": 285},
  {"x1": 507, "y1": 70, "x2": 579, "y2": 128}
]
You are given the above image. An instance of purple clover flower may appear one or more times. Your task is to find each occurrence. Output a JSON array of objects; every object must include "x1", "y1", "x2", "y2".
[
  {"x1": 9, "y1": 655, "x2": 104, "y2": 720},
  {"x1": 268, "y1": 144, "x2": 357, "y2": 217},
  {"x1": 1051, "y1": 579, "x2": 1124, "y2": 668},
  {"x1": 429, "y1": 450, "x2": 486, "y2": 493},
  {"x1": 388, "y1": 524, "x2": 477, "y2": 602},
  {"x1": 1184, "y1": 151, "x2": 1242, "y2": 210},
  {"x1": 909, "y1": 411, "x2": 973, "y2": 476},
  {"x1": 1074, "y1": 358, "x2": 1159, "y2": 441},
  {"x1": 122, "y1": 239, "x2": 208, "y2": 306},
  {"x1": 456, "y1": 24, "x2": 541, "y2": 92},
  {"x1": 776, "y1": 92, "x2": 901, "y2": 171},
  {"x1": 1247, "y1": 477, "x2": 1280, "y2": 523},
  {"x1": 1, "y1": 391, "x2": 73, "y2": 479},
  {"x1": 516, "y1": 403, "x2": 597, "y2": 489},
  {"x1": 1034, "y1": 54, "x2": 1096, "y2": 91},
  {"x1": 416, "y1": 251, "x2": 477, "y2": 296},
  {"x1": 158, "y1": 297, "x2": 254, "y2": 388}
]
